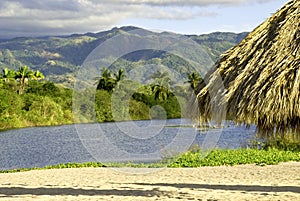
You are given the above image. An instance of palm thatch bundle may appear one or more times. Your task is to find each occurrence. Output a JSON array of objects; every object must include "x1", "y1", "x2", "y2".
[{"x1": 191, "y1": 0, "x2": 300, "y2": 140}]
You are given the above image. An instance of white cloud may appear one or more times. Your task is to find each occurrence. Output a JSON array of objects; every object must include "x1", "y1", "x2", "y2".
[
  {"x1": 91, "y1": 0, "x2": 274, "y2": 6},
  {"x1": 0, "y1": 0, "x2": 276, "y2": 38}
]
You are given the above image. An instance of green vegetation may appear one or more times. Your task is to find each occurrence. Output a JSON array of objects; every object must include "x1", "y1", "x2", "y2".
[
  {"x1": 95, "y1": 68, "x2": 125, "y2": 92},
  {"x1": 1, "y1": 66, "x2": 44, "y2": 94},
  {"x1": 0, "y1": 84, "x2": 73, "y2": 130},
  {"x1": 186, "y1": 71, "x2": 202, "y2": 92},
  {"x1": 1, "y1": 148, "x2": 299, "y2": 173},
  {"x1": 168, "y1": 148, "x2": 300, "y2": 167},
  {"x1": 262, "y1": 135, "x2": 300, "y2": 152},
  {"x1": 0, "y1": 66, "x2": 73, "y2": 129},
  {"x1": 0, "y1": 162, "x2": 105, "y2": 174},
  {"x1": 0, "y1": 66, "x2": 194, "y2": 130},
  {"x1": 93, "y1": 68, "x2": 187, "y2": 121}
]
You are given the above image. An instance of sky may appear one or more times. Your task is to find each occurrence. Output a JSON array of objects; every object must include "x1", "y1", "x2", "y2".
[{"x1": 0, "y1": 0, "x2": 289, "y2": 39}]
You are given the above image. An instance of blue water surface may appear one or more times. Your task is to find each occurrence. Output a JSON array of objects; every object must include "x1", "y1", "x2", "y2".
[{"x1": 0, "y1": 119, "x2": 256, "y2": 170}]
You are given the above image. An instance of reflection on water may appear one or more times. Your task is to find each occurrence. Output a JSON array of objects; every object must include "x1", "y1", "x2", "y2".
[{"x1": 0, "y1": 119, "x2": 256, "y2": 170}]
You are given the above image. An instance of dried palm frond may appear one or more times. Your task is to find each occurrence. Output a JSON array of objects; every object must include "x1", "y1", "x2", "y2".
[{"x1": 190, "y1": 0, "x2": 300, "y2": 138}]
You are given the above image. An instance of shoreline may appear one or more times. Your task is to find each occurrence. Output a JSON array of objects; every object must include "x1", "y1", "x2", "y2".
[
  {"x1": 1, "y1": 148, "x2": 299, "y2": 173},
  {"x1": 0, "y1": 118, "x2": 188, "y2": 133},
  {"x1": 0, "y1": 162, "x2": 299, "y2": 200}
]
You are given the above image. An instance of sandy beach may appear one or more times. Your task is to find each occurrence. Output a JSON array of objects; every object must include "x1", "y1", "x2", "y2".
[{"x1": 0, "y1": 162, "x2": 299, "y2": 201}]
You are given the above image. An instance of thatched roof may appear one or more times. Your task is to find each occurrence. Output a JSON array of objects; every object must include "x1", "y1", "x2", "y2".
[{"x1": 192, "y1": 0, "x2": 300, "y2": 137}]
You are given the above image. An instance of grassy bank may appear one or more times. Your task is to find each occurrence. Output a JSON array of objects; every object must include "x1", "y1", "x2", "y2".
[
  {"x1": 1, "y1": 148, "x2": 299, "y2": 173},
  {"x1": 168, "y1": 148, "x2": 300, "y2": 167}
]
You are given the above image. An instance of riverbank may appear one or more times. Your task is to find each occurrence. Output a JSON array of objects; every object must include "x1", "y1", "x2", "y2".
[{"x1": 0, "y1": 162, "x2": 299, "y2": 201}]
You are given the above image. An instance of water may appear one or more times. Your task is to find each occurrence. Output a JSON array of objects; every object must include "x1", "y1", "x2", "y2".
[{"x1": 0, "y1": 119, "x2": 256, "y2": 170}]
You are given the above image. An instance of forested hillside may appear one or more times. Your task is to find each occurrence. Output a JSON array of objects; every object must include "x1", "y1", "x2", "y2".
[{"x1": 0, "y1": 26, "x2": 248, "y2": 87}]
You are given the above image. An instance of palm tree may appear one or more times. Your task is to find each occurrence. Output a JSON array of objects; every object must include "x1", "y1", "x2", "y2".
[
  {"x1": 150, "y1": 71, "x2": 172, "y2": 101},
  {"x1": 1, "y1": 68, "x2": 16, "y2": 82},
  {"x1": 15, "y1": 66, "x2": 34, "y2": 94},
  {"x1": 15, "y1": 66, "x2": 44, "y2": 94},
  {"x1": 33, "y1": 70, "x2": 45, "y2": 80},
  {"x1": 95, "y1": 68, "x2": 116, "y2": 92},
  {"x1": 187, "y1": 72, "x2": 202, "y2": 90},
  {"x1": 114, "y1": 68, "x2": 126, "y2": 82},
  {"x1": 96, "y1": 68, "x2": 127, "y2": 92},
  {"x1": 1, "y1": 68, "x2": 17, "y2": 90},
  {"x1": 113, "y1": 68, "x2": 126, "y2": 90},
  {"x1": 0, "y1": 66, "x2": 44, "y2": 94},
  {"x1": 151, "y1": 84, "x2": 170, "y2": 101}
]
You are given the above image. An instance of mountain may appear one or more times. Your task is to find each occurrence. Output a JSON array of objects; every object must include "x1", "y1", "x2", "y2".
[{"x1": 0, "y1": 26, "x2": 248, "y2": 87}]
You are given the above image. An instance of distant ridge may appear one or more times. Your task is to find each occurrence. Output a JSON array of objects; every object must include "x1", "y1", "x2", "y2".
[{"x1": 0, "y1": 26, "x2": 248, "y2": 86}]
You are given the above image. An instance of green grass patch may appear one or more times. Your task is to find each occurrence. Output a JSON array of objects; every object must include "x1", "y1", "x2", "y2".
[
  {"x1": 168, "y1": 148, "x2": 300, "y2": 167},
  {"x1": 0, "y1": 162, "x2": 105, "y2": 174},
  {"x1": 1, "y1": 149, "x2": 299, "y2": 173}
]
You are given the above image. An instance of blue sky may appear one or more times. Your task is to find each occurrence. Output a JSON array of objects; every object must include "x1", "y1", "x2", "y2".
[
  {"x1": 119, "y1": 0, "x2": 288, "y2": 34},
  {"x1": 0, "y1": 0, "x2": 289, "y2": 38}
]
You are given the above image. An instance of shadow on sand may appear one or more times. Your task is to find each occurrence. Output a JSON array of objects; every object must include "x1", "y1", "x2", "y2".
[{"x1": 0, "y1": 183, "x2": 299, "y2": 198}]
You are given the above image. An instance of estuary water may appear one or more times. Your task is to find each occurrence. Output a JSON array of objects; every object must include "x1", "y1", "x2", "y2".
[{"x1": 0, "y1": 119, "x2": 256, "y2": 170}]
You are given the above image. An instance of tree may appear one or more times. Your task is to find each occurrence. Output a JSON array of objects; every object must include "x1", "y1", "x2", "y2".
[
  {"x1": 150, "y1": 71, "x2": 172, "y2": 101},
  {"x1": 26, "y1": 96, "x2": 64, "y2": 125},
  {"x1": 0, "y1": 68, "x2": 17, "y2": 89},
  {"x1": 15, "y1": 66, "x2": 44, "y2": 95},
  {"x1": 114, "y1": 68, "x2": 126, "y2": 82},
  {"x1": 187, "y1": 72, "x2": 202, "y2": 90},
  {"x1": 95, "y1": 68, "x2": 115, "y2": 92},
  {"x1": 151, "y1": 84, "x2": 170, "y2": 101},
  {"x1": 1, "y1": 68, "x2": 16, "y2": 82},
  {"x1": 96, "y1": 68, "x2": 126, "y2": 92},
  {"x1": 0, "y1": 88, "x2": 24, "y2": 129},
  {"x1": 113, "y1": 68, "x2": 126, "y2": 90},
  {"x1": 33, "y1": 70, "x2": 45, "y2": 80},
  {"x1": 15, "y1": 66, "x2": 34, "y2": 95}
]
